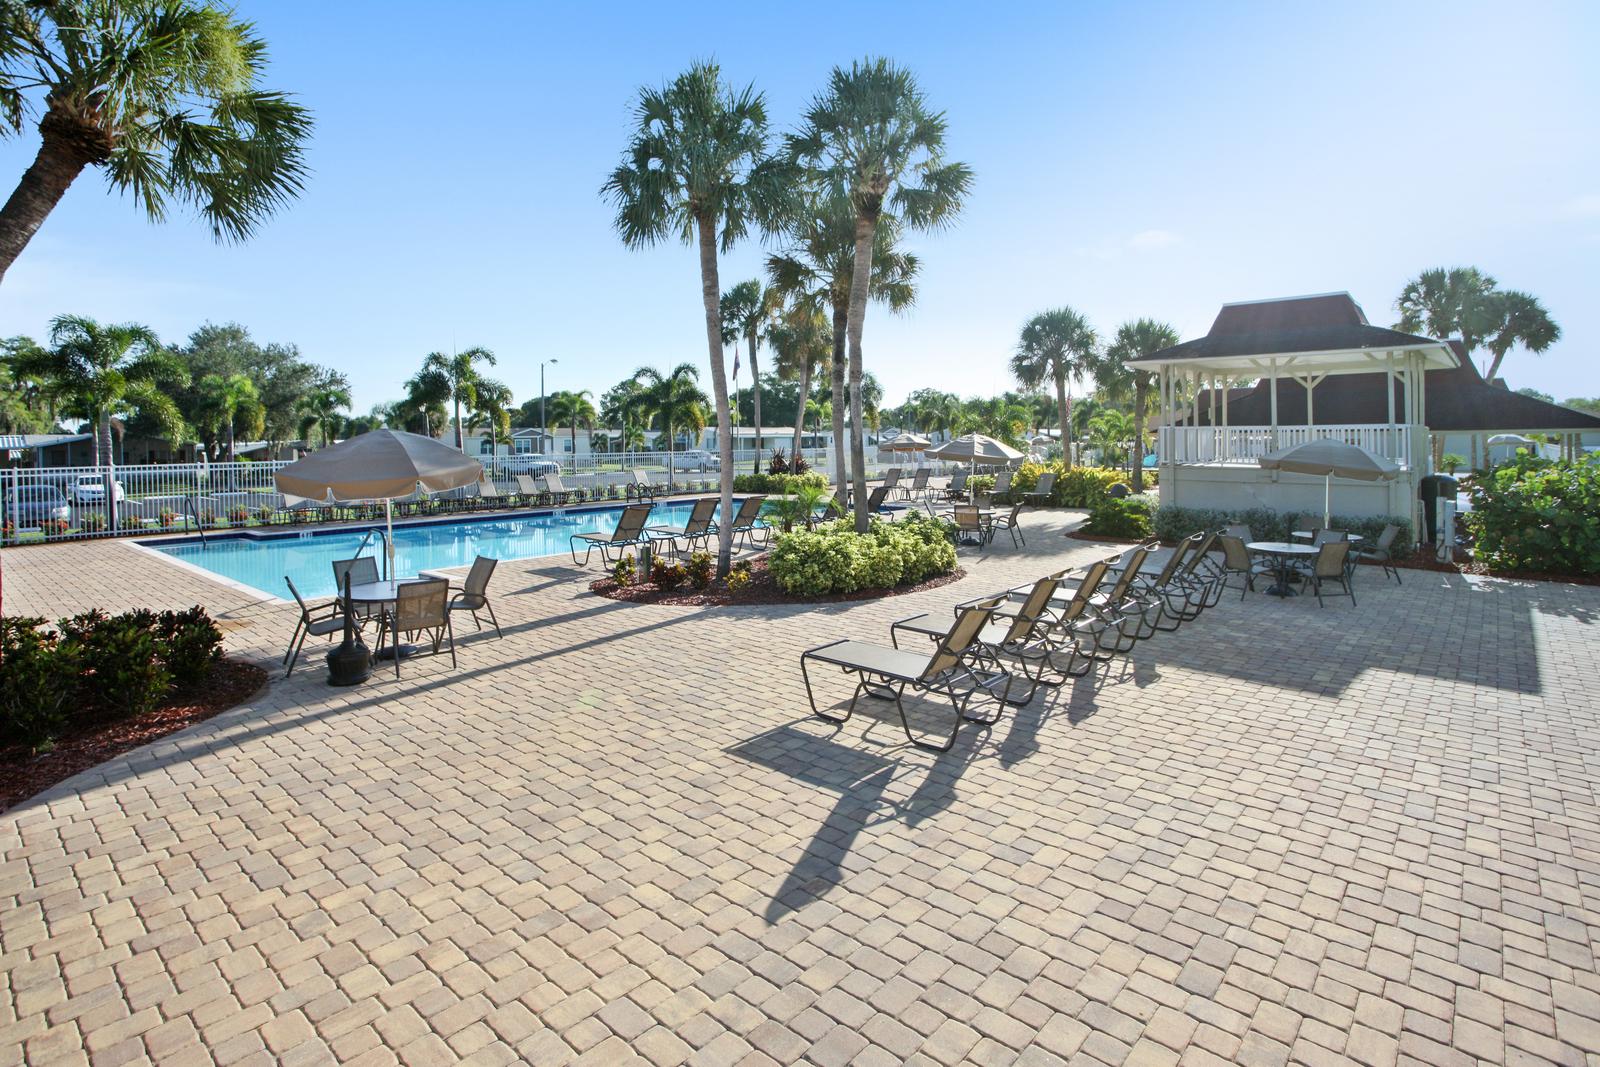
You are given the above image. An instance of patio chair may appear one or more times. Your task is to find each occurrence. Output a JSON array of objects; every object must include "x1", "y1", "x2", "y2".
[
  {"x1": 992, "y1": 470, "x2": 1014, "y2": 502},
  {"x1": 649, "y1": 496, "x2": 718, "y2": 556},
  {"x1": 721, "y1": 495, "x2": 770, "y2": 549},
  {"x1": 375, "y1": 578, "x2": 456, "y2": 678},
  {"x1": 1023, "y1": 471, "x2": 1057, "y2": 507},
  {"x1": 283, "y1": 576, "x2": 347, "y2": 676},
  {"x1": 900, "y1": 468, "x2": 930, "y2": 501},
  {"x1": 570, "y1": 502, "x2": 656, "y2": 566},
  {"x1": 951, "y1": 504, "x2": 991, "y2": 547},
  {"x1": 1356, "y1": 523, "x2": 1403, "y2": 584},
  {"x1": 446, "y1": 556, "x2": 502, "y2": 638},
  {"x1": 514, "y1": 473, "x2": 542, "y2": 505},
  {"x1": 942, "y1": 469, "x2": 970, "y2": 502},
  {"x1": 477, "y1": 477, "x2": 506, "y2": 509},
  {"x1": 880, "y1": 468, "x2": 902, "y2": 494},
  {"x1": 1167, "y1": 531, "x2": 1225, "y2": 617},
  {"x1": 864, "y1": 485, "x2": 893, "y2": 519},
  {"x1": 800, "y1": 597, "x2": 1014, "y2": 752},
  {"x1": 626, "y1": 470, "x2": 666, "y2": 502},
  {"x1": 1217, "y1": 534, "x2": 1274, "y2": 599},
  {"x1": 1005, "y1": 558, "x2": 1121, "y2": 664},
  {"x1": 544, "y1": 472, "x2": 584, "y2": 505},
  {"x1": 1122, "y1": 537, "x2": 1203, "y2": 634},
  {"x1": 1290, "y1": 514, "x2": 1324, "y2": 543},
  {"x1": 991, "y1": 501, "x2": 1025, "y2": 548},
  {"x1": 1068, "y1": 542, "x2": 1158, "y2": 655},
  {"x1": 332, "y1": 556, "x2": 382, "y2": 621},
  {"x1": 1223, "y1": 523, "x2": 1252, "y2": 543},
  {"x1": 1306, "y1": 540, "x2": 1357, "y2": 607}
]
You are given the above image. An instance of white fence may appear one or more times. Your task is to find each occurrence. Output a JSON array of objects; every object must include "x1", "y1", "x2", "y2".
[
  {"x1": 1158, "y1": 424, "x2": 1415, "y2": 468},
  {"x1": 0, "y1": 448, "x2": 919, "y2": 545}
]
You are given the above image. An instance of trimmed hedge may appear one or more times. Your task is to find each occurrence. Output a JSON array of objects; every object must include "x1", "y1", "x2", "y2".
[
  {"x1": 732, "y1": 472, "x2": 830, "y2": 495},
  {"x1": 1006, "y1": 462, "x2": 1152, "y2": 507},
  {"x1": 769, "y1": 512, "x2": 958, "y2": 596},
  {"x1": 1083, "y1": 497, "x2": 1154, "y2": 539},
  {"x1": 1464, "y1": 454, "x2": 1600, "y2": 574},
  {"x1": 1152, "y1": 505, "x2": 1413, "y2": 557}
]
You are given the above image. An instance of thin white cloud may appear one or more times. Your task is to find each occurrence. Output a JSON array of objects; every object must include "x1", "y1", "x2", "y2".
[{"x1": 1128, "y1": 229, "x2": 1181, "y2": 250}]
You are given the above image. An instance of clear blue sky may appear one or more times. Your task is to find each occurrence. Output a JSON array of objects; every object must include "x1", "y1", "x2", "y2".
[{"x1": 2, "y1": 1, "x2": 1596, "y2": 416}]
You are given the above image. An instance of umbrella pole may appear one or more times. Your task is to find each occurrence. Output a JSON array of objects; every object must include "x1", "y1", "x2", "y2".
[
  {"x1": 1324, "y1": 474, "x2": 1331, "y2": 529},
  {"x1": 385, "y1": 498, "x2": 394, "y2": 581}
]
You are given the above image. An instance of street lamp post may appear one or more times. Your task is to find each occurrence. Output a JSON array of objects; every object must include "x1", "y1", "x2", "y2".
[{"x1": 540, "y1": 359, "x2": 558, "y2": 456}]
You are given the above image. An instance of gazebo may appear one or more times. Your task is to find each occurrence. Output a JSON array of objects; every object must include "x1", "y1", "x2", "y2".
[{"x1": 1133, "y1": 292, "x2": 1458, "y2": 531}]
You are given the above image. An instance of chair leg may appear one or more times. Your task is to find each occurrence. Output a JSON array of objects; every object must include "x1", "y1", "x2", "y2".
[
  {"x1": 485, "y1": 600, "x2": 502, "y2": 638},
  {"x1": 445, "y1": 616, "x2": 457, "y2": 667}
]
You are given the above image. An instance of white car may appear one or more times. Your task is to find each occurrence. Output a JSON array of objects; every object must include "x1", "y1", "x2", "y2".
[
  {"x1": 673, "y1": 450, "x2": 720, "y2": 472},
  {"x1": 67, "y1": 474, "x2": 126, "y2": 504},
  {"x1": 499, "y1": 455, "x2": 561, "y2": 478}
]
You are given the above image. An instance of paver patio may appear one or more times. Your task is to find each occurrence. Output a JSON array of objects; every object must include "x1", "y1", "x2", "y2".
[{"x1": 2, "y1": 513, "x2": 1599, "y2": 1066}]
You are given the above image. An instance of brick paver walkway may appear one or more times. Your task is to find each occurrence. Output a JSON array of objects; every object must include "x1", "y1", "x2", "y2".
[{"x1": 3, "y1": 515, "x2": 1598, "y2": 1066}]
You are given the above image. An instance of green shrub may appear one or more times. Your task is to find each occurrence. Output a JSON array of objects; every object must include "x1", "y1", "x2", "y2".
[
  {"x1": 1464, "y1": 454, "x2": 1600, "y2": 574},
  {"x1": 732, "y1": 471, "x2": 830, "y2": 495},
  {"x1": 156, "y1": 607, "x2": 224, "y2": 687},
  {"x1": 994, "y1": 461, "x2": 1131, "y2": 507},
  {"x1": 0, "y1": 617, "x2": 76, "y2": 751},
  {"x1": 768, "y1": 513, "x2": 957, "y2": 596},
  {"x1": 685, "y1": 552, "x2": 713, "y2": 590},
  {"x1": 650, "y1": 559, "x2": 687, "y2": 590},
  {"x1": 58, "y1": 609, "x2": 172, "y2": 721},
  {"x1": 612, "y1": 554, "x2": 636, "y2": 585},
  {"x1": 79, "y1": 512, "x2": 107, "y2": 533},
  {"x1": 1151, "y1": 505, "x2": 1413, "y2": 558},
  {"x1": 1083, "y1": 497, "x2": 1154, "y2": 539}
]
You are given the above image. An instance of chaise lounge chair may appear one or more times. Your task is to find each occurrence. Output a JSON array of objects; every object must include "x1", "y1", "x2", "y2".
[
  {"x1": 541, "y1": 473, "x2": 583, "y2": 506},
  {"x1": 800, "y1": 598, "x2": 1015, "y2": 752},
  {"x1": 648, "y1": 496, "x2": 718, "y2": 557},
  {"x1": 719, "y1": 495, "x2": 770, "y2": 549},
  {"x1": 1023, "y1": 471, "x2": 1057, "y2": 506},
  {"x1": 570, "y1": 502, "x2": 656, "y2": 565}
]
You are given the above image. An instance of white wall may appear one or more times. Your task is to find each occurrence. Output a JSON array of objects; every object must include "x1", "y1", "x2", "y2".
[{"x1": 1159, "y1": 465, "x2": 1418, "y2": 523}]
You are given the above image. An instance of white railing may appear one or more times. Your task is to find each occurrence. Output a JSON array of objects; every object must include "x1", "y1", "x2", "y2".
[{"x1": 1158, "y1": 424, "x2": 1415, "y2": 467}]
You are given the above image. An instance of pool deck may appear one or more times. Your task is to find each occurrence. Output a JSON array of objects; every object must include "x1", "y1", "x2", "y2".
[{"x1": 3, "y1": 512, "x2": 1600, "y2": 1066}]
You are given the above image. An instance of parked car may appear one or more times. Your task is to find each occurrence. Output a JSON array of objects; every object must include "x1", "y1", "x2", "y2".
[
  {"x1": 10, "y1": 485, "x2": 71, "y2": 525},
  {"x1": 67, "y1": 473, "x2": 126, "y2": 504},
  {"x1": 672, "y1": 450, "x2": 720, "y2": 472},
  {"x1": 498, "y1": 454, "x2": 561, "y2": 478}
]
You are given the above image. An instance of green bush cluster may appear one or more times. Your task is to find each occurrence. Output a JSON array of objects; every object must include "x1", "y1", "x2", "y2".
[
  {"x1": 1003, "y1": 462, "x2": 1148, "y2": 506},
  {"x1": 769, "y1": 511, "x2": 958, "y2": 596},
  {"x1": 1083, "y1": 497, "x2": 1154, "y2": 539},
  {"x1": 1151, "y1": 505, "x2": 1413, "y2": 557},
  {"x1": 1464, "y1": 454, "x2": 1600, "y2": 574},
  {"x1": 1, "y1": 606, "x2": 224, "y2": 751},
  {"x1": 732, "y1": 471, "x2": 830, "y2": 495}
]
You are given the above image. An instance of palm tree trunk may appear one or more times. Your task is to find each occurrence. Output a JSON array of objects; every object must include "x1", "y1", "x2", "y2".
[
  {"x1": 0, "y1": 120, "x2": 99, "y2": 286},
  {"x1": 749, "y1": 334, "x2": 762, "y2": 476},
  {"x1": 227, "y1": 417, "x2": 237, "y2": 463},
  {"x1": 1054, "y1": 371, "x2": 1070, "y2": 468},
  {"x1": 453, "y1": 399, "x2": 464, "y2": 450},
  {"x1": 95, "y1": 412, "x2": 113, "y2": 469},
  {"x1": 829, "y1": 303, "x2": 848, "y2": 496},
  {"x1": 792, "y1": 359, "x2": 812, "y2": 463},
  {"x1": 845, "y1": 214, "x2": 875, "y2": 533},
  {"x1": 695, "y1": 215, "x2": 736, "y2": 577},
  {"x1": 1131, "y1": 379, "x2": 1147, "y2": 492}
]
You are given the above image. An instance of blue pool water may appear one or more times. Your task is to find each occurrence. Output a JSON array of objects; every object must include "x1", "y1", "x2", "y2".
[{"x1": 147, "y1": 501, "x2": 748, "y2": 600}]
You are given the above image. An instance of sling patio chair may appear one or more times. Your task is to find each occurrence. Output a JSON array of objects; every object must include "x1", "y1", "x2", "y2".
[
  {"x1": 570, "y1": 502, "x2": 656, "y2": 566},
  {"x1": 283, "y1": 576, "x2": 348, "y2": 676},
  {"x1": 1023, "y1": 471, "x2": 1057, "y2": 506},
  {"x1": 942, "y1": 469, "x2": 970, "y2": 502},
  {"x1": 879, "y1": 468, "x2": 902, "y2": 495},
  {"x1": 991, "y1": 501, "x2": 1026, "y2": 548},
  {"x1": 1306, "y1": 539, "x2": 1358, "y2": 607},
  {"x1": 1162, "y1": 531, "x2": 1225, "y2": 620},
  {"x1": 543, "y1": 472, "x2": 584, "y2": 505},
  {"x1": 476, "y1": 477, "x2": 508, "y2": 510},
  {"x1": 1223, "y1": 523, "x2": 1253, "y2": 543},
  {"x1": 446, "y1": 555, "x2": 502, "y2": 638},
  {"x1": 626, "y1": 470, "x2": 666, "y2": 502},
  {"x1": 1118, "y1": 536, "x2": 1206, "y2": 635},
  {"x1": 900, "y1": 468, "x2": 931, "y2": 501},
  {"x1": 1356, "y1": 523, "x2": 1403, "y2": 584},
  {"x1": 950, "y1": 504, "x2": 992, "y2": 547},
  {"x1": 1217, "y1": 533, "x2": 1276, "y2": 599},
  {"x1": 375, "y1": 578, "x2": 456, "y2": 678},
  {"x1": 801, "y1": 598, "x2": 1015, "y2": 752},
  {"x1": 991, "y1": 470, "x2": 1014, "y2": 502},
  {"x1": 648, "y1": 496, "x2": 718, "y2": 556},
  {"x1": 514, "y1": 473, "x2": 543, "y2": 505},
  {"x1": 720, "y1": 495, "x2": 770, "y2": 549},
  {"x1": 1002, "y1": 558, "x2": 1123, "y2": 665},
  {"x1": 1061, "y1": 542, "x2": 1158, "y2": 656},
  {"x1": 863, "y1": 485, "x2": 894, "y2": 519}
]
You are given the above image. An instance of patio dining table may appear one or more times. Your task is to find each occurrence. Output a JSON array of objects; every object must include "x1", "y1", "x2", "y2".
[
  {"x1": 1246, "y1": 541, "x2": 1318, "y2": 597},
  {"x1": 347, "y1": 578, "x2": 434, "y2": 659}
]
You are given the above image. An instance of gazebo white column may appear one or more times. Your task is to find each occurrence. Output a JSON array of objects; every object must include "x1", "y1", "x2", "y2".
[{"x1": 1268, "y1": 358, "x2": 1279, "y2": 449}]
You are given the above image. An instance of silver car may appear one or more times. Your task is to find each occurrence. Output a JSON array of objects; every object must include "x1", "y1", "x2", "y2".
[
  {"x1": 673, "y1": 450, "x2": 720, "y2": 472},
  {"x1": 10, "y1": 485, "x2": 71, "y2": 525},
  {"x1": 67, "y1": 473, "x2": 126, "y2": 504}
]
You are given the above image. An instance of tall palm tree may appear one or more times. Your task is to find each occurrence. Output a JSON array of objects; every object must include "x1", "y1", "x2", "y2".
[
  {"x1": 1394, "y1": 267, "x2": 1560, "y2": 381},
  {"x1": 1012, "y1": 308, "x2": 1097, "y2": 467},
  {"x1": 788, "y1": 58, "x2": 972, "y2": 531},
  {"x1": 0, "y1": 2, "x2": 313, "y2": 284},
  {"x1": 1087, "y1": 409, "x2": 1135, "y2": 473},
  {"x1": 766, "y1": 185, "x2": 919, "y2": 498},
  {"x1": 401, "y1": 365, "x2": 451, "y2": 437},
  {"x1": 421, "y1": 347, "x2": 500, "y2": 451},
  {"x1": 298, "y1": 381, "x2": 351, "y2": 449},
  {"x1": 766, "y1": 303, "x2": 832, "y2": 461},
  {"x1": 600, "y1": 378, "x2": 647, "y2": 465},
  {"x1": 720, "y1": 279, "x2": 777, "y2": 474},
  {"x1": 466, "y1": 378, "x2": 513, "y2": 453},
  {"x1": 633, "y1": 363, "x2": 709, "y2": 481},
  {"x1": 547, "y1": 389, "x2": 598, "y2": 461},
  {"x1": 10, "y1": 314, "x2": 186, "y2": 470},
  {"x1": 196, "y1": 372, "x2": 264, "y2": 462},
  {"x1": 602, "y1": 61, "x2": 785, "y2": 575},
  {"x1": 1098, "y1": 318, "x2": 1180, "y2": 490}
]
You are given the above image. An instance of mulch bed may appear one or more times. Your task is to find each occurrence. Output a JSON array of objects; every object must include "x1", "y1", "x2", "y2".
[
  {"x1": 590, "y1": 555, "x2": 967, "y2": 607},
  {"x1": 1, "y1": 658, "x2": 267, "y2": 813}
]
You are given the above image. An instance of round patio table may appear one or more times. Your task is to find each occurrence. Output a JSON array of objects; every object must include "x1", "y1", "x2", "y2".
[
  {"x1": 347, "y1": 579, "x2": 430, "y2": 659},
  {"x1": 1246, "y1": 541, "x2": 1318, "y2": 597}
]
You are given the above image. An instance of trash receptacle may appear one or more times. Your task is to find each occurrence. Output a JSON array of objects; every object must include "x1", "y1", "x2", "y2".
[{"x1": 1419, "y1": 474, "x2": 1459, "y2": 542}]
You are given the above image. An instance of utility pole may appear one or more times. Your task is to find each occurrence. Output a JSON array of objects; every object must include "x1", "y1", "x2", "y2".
[{"x1": 540, "y1": 359, "x2": 558, "y2": 454}]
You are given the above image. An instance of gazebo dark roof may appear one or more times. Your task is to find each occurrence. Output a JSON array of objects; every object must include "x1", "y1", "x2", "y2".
[
  {"x1": 1194, "y1": 342, "x2": 1600, "y2": 433},
  {"x1": 1134, "y1": 292, "x2": 1442, "y2": 364}
]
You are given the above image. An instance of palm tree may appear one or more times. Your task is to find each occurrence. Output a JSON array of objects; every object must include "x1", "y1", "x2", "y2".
[
  {"x1": 601, "y1": 378, "x2": 647, "y2": 466},
  {"x1": 1012, "y1": 307, "x2": 1097, "y2": 468},
  {"x1": 0, "y1": 3, "x2": 313, "y2": 285},
  {"x1": 466, "y1": 378, "x2": 514, "y2": 454},
  {"x1": 766, "y1": 185, "x2": 919, "y2": 499},
  {"x1": 720, "y1": 279, "x2": 777, "y2": 474},
  {"x1": 196, "y1": 372, "x2": 265, "y2": 462},
  {"x1": 767, "y1": 303, "x2": 832, "y2": 462},
  {"x1": 1098, "y1": 319, "x2": 1181, "y2": 490},
  {"x1": 420, "y1": 348, "x2": 501, "y2": 451},
  {"x1": 633, "y1": 363, "x2": 709, "y2": 481},
  {"x1": 788, "y1": 58, "x2": 972, "y2": 531},
  {"x1": 1087, "y1": 409, "x2": 1135, "y2": 472},
  {"x1": 10, "y1": 315, "x2": 187, "y2": 471},
  {"x1": 401, "y1": 365, "x2": 451, "y2": 437},
  {"x1": 602, "y1": 61, "x2": 785, "y2": 576},
  {"x1": 298, "y1": 381, "x2": 351, "y2": 449},
  {"x1": 547, "y1": 389, "x2": 598, "y2": 462},
  {"x1": 1394, "y1": 267, "x2": 1560, "y2": 381}
]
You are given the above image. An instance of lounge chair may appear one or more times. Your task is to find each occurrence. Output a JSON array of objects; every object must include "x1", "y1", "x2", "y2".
[
  {"x1": 720, "y1": 495, "x2": 769, "y2": 549},
  {"x1": 1004, "y1": 558, "x2": 1121, "y2": 663},
  {"x1": 476, "y1": 477, "x2": 506, "y2": 510},
  {"x1": 1023, "y1": 471, "x2": 1057, "y2": 506},
  {"x1": 1306, "y1": 540, "x2": 1357, "y2": 607},
  {"x1": 284, "y1": 577, "x2": 347, "y2": 676},
  {"x1": 514, "y1": 473, "x2": 542, "y2": 505},
  {"x1": 1356, "y1": 523, "x2": 1402, "y2": 584},
  {"x1": 446, "y1": 556, "x2": 502, "y2": 638},
  {"x1": 950, "y1": 504, "x2": 991, "y2": 547},
  {"x1": 880, "y1": 468, "x2": 902, "y2": 495},
  {"x1": 1117, "y1": 538, "x2": 1198, "y2": 635},
  {"x1": 942, "y1": 469, "x2": 970, "y2": 502},
  {"x1": 900, "y1": 468, "x2": 930, "y2": 501},
  {"x1": 648, "y1": 497, "x2": 718, "y2": 556},
  {"x1": 800, "y1": 598, "x2": 1014, "y2": 752},
  {"x1": 864, "y1": 485, "x2": 893, "y2": 519},
  {"x1": 543, "y1": 472, "x2": 584, "y2": 505},
  {"x1": 1062, "y1": 542, "x2": 1157, "y2": 656},
  {"x1": 375, "y1": 578, "x2": 456, "y2": 678},
  {"x1": 626, "y1": 470, "x2": 666, "y2": 502},
  {"x1": 1217, "y1": 534, "x2": 1275, "y2": 599},
  {"x1": 990, "y1": 470, "x2": 1014, "y2": 503},
  {"x1": 991, "y1": 501, "x2": 1025, "y2": 548},
  {"x1": 570, "y1": 502, "x2": 656, "y2": 565}
]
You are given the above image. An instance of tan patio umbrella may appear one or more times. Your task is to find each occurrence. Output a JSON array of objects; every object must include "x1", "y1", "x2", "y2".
[
  {"x1": 275, "y1": 429, "x2": 483, "y2": 578},
  {"x1": 884, "y1": 433, "x2": 931, "y2": 452},
  {"x1": 1257, "y1": 439, "x2": 1399, "y2": 527},
  {"x1": 925, "y1": 433, "x2": 1025, "y2": 476}
]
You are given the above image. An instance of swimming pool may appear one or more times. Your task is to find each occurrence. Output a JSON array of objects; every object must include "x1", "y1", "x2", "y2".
[{"x1": 145, "y1": 501, "x2": 750, "y2": 600}]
